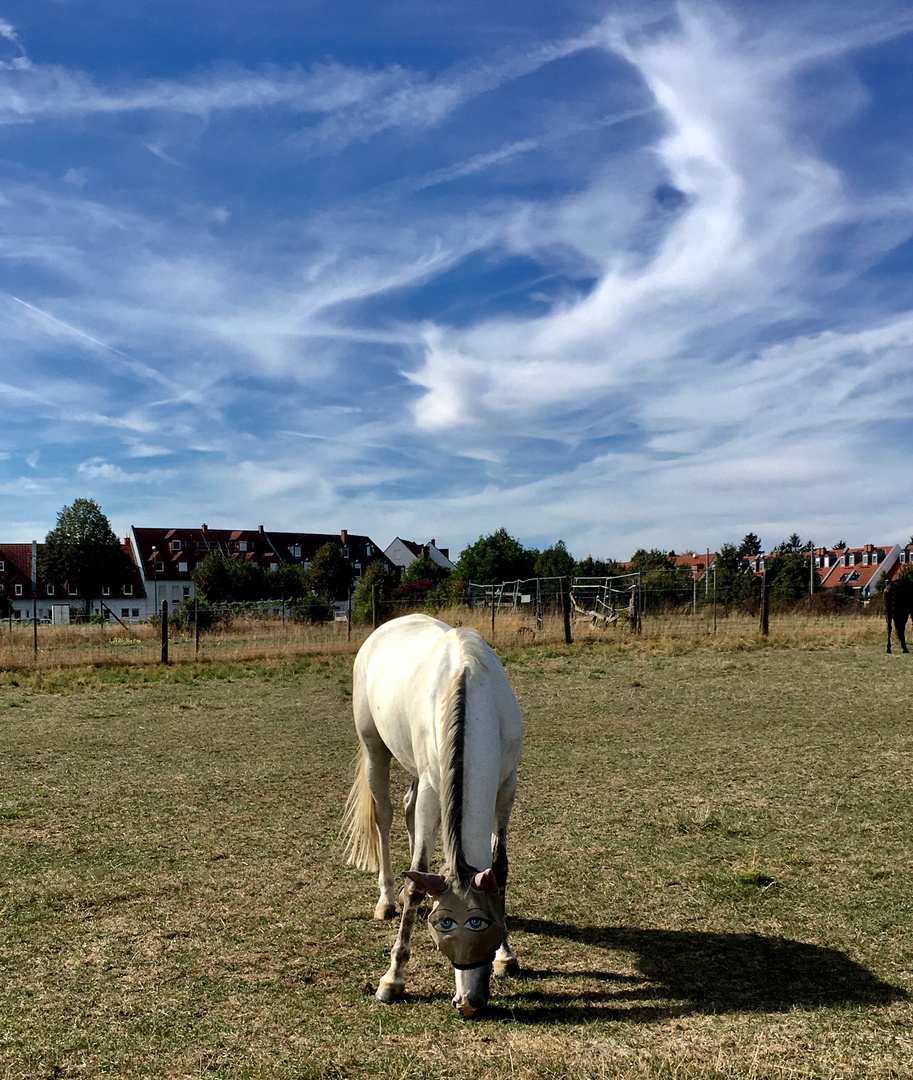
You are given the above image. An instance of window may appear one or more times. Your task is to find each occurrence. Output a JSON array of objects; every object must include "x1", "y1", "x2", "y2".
[
  {"x1": 171, "y1": 540, "x2": 182, "y2": 551},
  {"x1": 132, "y1": 609, "x2": 139, "y2": 618},
  {"x1": 0, "y1": 560, "x2": 4, "y2": 571},
  {"x1": 155, "y1": 561, "x2": 164, "y2": 572},
  {"x1": 124, "y1": 584, "x2": 133, "y2": 596},
  {"x1": 47, "y1": 584, "x2": 55, "y2": 596},
  {"x1": 178, "y1": 561, "x2": 188, "y2": 573},
  {"x1": 68, "y1": 584, "x2": 78, "y2": 596},
  {"x1": 102, "y1": 586, "x2": 111, "y2": 596},
  {"x1": 182, "y1": 586, "x2": 191, "y2": 598},
  {"x1": 15, "y1": 583, "x2": 23, "y2": 596},
  {"x1": 290, "y1": 545, "x2": 301, "y2": 559},
  {"x1": 121, "y1": 608, "x2": 130, "y2": 617},
  {"x1": 239, "y1": 541, "x2": 248, "y2": 552}
]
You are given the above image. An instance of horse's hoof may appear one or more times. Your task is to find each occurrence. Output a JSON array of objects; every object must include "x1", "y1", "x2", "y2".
[
  {"x1": 373, "y1": 902, "x2": 397, "y2": 920},
  {"x1": 375, "y1": 979, "x2": 405, "y2": 1004},
  {"x1": 494, "y1": 958, "x2": 521, "y2": 978}
]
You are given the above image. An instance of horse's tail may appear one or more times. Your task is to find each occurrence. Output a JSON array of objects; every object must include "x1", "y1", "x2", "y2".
[{"x1": 341, "y1": 742, "x2": 380, "y2": 872}]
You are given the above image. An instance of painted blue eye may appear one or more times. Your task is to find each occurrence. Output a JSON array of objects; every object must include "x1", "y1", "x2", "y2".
[
  {"x1": 437, "y1": 917, "x2": 456, "y2": 932},
  {"x1": 466, "y1": 917, "x2": 490, "y2": 931}
]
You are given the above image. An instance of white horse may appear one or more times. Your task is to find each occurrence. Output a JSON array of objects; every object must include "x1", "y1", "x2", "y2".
[{"x1": 342, "y1": 613, "x2": 524, "y2": 1017}]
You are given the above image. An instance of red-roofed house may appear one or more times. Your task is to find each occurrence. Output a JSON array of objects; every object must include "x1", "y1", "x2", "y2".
[{"x1": 817, "y1": 544, "x2": 899, "y2": 596}]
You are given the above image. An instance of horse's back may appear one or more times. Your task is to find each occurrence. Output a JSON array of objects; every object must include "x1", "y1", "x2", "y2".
[{"x1": 353, "y1": 614, "x2": 522, "y2": 778}]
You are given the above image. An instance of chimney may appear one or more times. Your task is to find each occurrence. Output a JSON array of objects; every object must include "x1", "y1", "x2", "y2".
[
  {"x1": 202, "y1": 523, "x2": 208, "y2": 532},
  {"x1": 258, "y1": 525, "x2": 264, "y2": 534},
  {"x1": 340, "y1": 529, "x2": 348, "y2": 546}
]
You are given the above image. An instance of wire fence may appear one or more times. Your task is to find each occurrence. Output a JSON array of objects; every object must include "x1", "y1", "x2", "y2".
[{"x1": 0, "y1": 571, "x2": 884, "y2": 671}]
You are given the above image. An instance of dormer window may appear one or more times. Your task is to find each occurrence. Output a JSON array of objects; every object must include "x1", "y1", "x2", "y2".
[
  {"x1": 171, "y1": 540, "x2": 182, "y2": 551},
  {"x1": 290, "y1": 545, "x2": 301, "y2": 559},
  {"x1": 47, "y1": 584, "x2": 55, "y2": 596},
  {"x1": 15, "y1": 583, "x2": 23, "y2": 596},
  {"x1": 155, "y1": 561, "x2": 164, "y2": 572},
  {"x1": 239, "y1": 541, "x2": 248, "y2": 552},
  {"x1": 102, "y1": 586, "x2": 111, "y2": 596}
]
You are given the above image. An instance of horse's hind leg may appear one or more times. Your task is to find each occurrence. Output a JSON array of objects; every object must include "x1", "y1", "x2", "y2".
[
  {"x1": 403, "y1": 777, "x2": 419, "y2": 860},
  {"x1": 362, "y1": 738, "x2": 397, "y2": 920},
  {"x1": 491, "y1": 772, "x2": 520, "y2": 977},
  {"x1": 899, "y1": 615, "x2": 910, "y2": 654}
]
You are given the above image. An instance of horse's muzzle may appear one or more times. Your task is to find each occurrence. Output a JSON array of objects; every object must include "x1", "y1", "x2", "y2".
[{"x1": 453, "y1": 994, "x2": 486, "y2": 1018}]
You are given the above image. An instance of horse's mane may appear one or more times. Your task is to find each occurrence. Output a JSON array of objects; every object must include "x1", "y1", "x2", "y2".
[{"x1": 439, "y1": 629, "x2": 489, "y2": 887}]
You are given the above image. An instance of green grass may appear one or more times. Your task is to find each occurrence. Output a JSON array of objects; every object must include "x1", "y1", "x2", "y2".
[{"x1": 1, "y1": 639, "x2": 911, "y2": 1078}]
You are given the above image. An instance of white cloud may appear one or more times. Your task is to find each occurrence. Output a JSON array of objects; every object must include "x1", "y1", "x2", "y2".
[{"x1": 76, "y1": 457, "x2": 177, "y2": 484}]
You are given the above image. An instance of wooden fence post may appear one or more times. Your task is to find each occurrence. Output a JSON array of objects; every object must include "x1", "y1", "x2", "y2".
[
  {"x1": 759, "y1": 571, "x2": 769, "y2": 637},
  {"x1": 194, "y1": 597, "x2": 200, "y2": 655},
  {"x1": 161, "y1": 599, "x2": 169, "y2": 664},
  {"x1": 371, "y1": 585, "x2": 378, "y2": 629},
  {"x1": 561, "y1": 577, "x2": 573, "y2": 645}
]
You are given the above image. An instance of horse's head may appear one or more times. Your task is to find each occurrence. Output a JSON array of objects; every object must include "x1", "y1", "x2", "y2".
[{"x1": 405, "y1": 867, "x2": 504, "y2": 1017}]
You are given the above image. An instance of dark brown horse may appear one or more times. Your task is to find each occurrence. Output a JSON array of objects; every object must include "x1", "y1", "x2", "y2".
[{"x1": 884, "y1": 576, "x2": 913, "y2": 653}]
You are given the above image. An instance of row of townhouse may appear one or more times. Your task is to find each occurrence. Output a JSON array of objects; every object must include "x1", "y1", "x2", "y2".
[
  {"x1": 0, "y1": 525, "x2": 454, "y2": 624},
  {"x1": 622, "y1": 543, "x2": 913, "y2": 599}
]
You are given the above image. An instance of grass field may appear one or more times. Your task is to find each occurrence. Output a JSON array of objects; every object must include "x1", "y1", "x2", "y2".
[{"x1": 1, "y1": 622, "x2": 911, "y2": 1078}]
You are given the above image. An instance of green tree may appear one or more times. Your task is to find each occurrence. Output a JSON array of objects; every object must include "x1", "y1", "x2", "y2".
[
  {"x1": 354, "y1": 559, "x2": 398, "y2": 623},
  {"x1": 738, "y1": 532, "x2": 763, "y2": 558},
  {"x1": 453, "y1": 527, "x2": 536, "y2": 584},
  {"x1": 572, "y1": 555, "x2": 624, "y2": 578},
  {"x1": 308, "y1": 543, "x2": 354, "y2": 601},
  {"x1": 266, "y1": 562, "x2": 311, "y2": 601},
  {"x1": 393, "y1": 556, "x2": 451, "y2": 607},
  {"x1": 191, "y1": 553, "x2": 266, "y2": 603},
  {"x1": 401, "y1": 556, "x2": 451, "y2": 587},
  {"x1": 767, "y1": 551, "x2": 811, "y2": 607},
  {"x1": 628, "y1": 549, "x2": 691, "y2": 610},
  {"x1": 39, "y1": 498, "x2": 130, "y2": 617},
  {"x1": 714, "y1": 542, "x2": 758, "y2": 610},
  {"x1": 534, "y1": 540, "x2": 575, "y2": 579}
]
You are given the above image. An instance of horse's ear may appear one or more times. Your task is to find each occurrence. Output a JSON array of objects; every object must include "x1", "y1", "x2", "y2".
[
  {"x1": 472, "y1": 868, "x2": 501, "y2": 895},
  {"x1": 405, "y1": 870, "x2": 448, "y2": 895}
]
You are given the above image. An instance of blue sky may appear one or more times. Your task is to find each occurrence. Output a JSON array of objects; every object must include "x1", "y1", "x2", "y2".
[{"x1": 3, "y1": 0, "x2": 913, "y2": 561}]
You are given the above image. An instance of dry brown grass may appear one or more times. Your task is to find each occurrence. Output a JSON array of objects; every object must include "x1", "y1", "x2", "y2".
[
  {"x1": 0, "y1": 604, "x2": 888, "y2": 675},
  {"x1": 2, "y1": 629, "x2": 911, "y2": 1078}
]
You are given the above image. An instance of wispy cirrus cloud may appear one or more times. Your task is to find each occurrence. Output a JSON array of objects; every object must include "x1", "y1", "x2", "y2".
[{"x1": 2, "y1": 1, "x2": 913, "y2": 555}]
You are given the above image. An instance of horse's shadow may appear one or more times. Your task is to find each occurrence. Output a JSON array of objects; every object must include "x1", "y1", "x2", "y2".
[{"x1": 484, "y1": 918, "x2": 906, "y2": 1023}]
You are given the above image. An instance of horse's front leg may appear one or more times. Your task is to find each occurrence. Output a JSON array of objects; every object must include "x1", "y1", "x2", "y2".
[
  {"x1": 376, "y1": 781, "x2": 440, "y2": 1003},
  {"x1": 491, "y1": 772, "x2": 520, "y2": 977}
]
